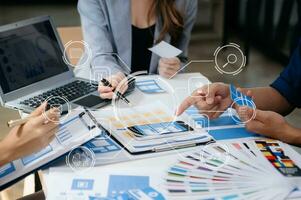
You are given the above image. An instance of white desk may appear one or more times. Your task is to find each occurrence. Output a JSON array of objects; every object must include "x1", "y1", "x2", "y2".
[
  {"x1": 40, "y1": 72, "x2": 301, "y2": 198},
  {"x1": 41, "y1": 72, "x2": 210, "y2": 192}
]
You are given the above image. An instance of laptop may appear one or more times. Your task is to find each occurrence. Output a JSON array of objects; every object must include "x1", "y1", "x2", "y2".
[{"x1": 0, "y1": 16, "x2": 133, "y2": 113}]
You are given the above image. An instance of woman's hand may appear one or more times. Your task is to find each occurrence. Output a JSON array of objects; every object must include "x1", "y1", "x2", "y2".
[
  {"x1": 177, "y1": 83, "x2": 232, "y2": 119},
  {"x1": 237, "y1": 106, "x2": 301, "y2": 144},
  {"x1": 98, "y1": 72, "x2": 128, "y2": 99},
  {"x1": 158, "y1": 57, "x2": 181, "y2": 78},
  {"x1": 0, "y1": 103, "x2": 60, "y2": 166}
]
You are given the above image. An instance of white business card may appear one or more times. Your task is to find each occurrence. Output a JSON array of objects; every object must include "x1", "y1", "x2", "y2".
[{"x1": 148, "y1": 41, "x2": 182, "y2": 58}]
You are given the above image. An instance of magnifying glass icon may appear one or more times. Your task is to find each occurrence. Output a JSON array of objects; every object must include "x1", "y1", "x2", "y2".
[{"x1": 222, "y1": 54, "x2": 238, "y2": 68}]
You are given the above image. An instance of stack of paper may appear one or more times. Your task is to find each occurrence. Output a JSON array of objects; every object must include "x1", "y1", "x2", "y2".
[{"x1": 164, "y1": 139, "x2": 301, "y2": 200}]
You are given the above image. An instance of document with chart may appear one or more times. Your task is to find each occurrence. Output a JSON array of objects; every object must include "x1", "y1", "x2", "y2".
[
  {"x1": 91, "y1": 101, "x2": 212, "y2": 154},
  {"x1": 46, "y1": 164, "x2": 166, "y2": 200},
  {"x1": 0, "y1": 108, "x2": 101, "y2": 190}
]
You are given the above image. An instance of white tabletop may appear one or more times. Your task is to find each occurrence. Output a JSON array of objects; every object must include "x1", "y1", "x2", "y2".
[
  {"x1": 41, "y1": 73, "x2": 210, "y2": 188},
  {"x1": 41, "y1": 72, "x2": 301, "y2": 195}
]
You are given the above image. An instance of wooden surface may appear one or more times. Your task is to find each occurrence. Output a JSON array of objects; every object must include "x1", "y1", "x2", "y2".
[
  {"x1": 0, "y1": 27, "x2": 83, "y2": 200},
  {"x1": 57, "y1": 26, "x2": 83, "y2": 66}
]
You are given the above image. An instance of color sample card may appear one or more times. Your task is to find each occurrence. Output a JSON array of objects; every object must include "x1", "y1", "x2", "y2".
[
  {"x1": 136, "y1": 80, "x2": 165, "y2": 94},
  {"x1": 255, "y1": 140, "x2": 301, "y2": 177},
  {"x1": 230, "y1": 84, "x2": 254, "y2": 108},
  {"x1": 164, "y1": 139, "x2": 301, "y2": 199}
]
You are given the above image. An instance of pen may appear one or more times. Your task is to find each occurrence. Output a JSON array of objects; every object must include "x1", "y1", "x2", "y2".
[
  {"x1": 7, "y1": 106, "x2": 61, "y2": 128},
  {"x1": 100, "y1": 78, "x2": 132, "y2": 105},
  {"x1": 7, "y1": 117, "x2": 31, "y2": 128},
  {"x1": 84, "y1": 107, "x2": 108, "y2": 134}
]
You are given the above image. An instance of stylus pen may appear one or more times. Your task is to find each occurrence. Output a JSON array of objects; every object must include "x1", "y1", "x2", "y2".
[
  {"x1": 100, "y1": 78, "x2": 132, "y2": 105},
  {"x1": 7, "y1": 106, "x2": 62, "y2": 128},
  {"x1": 7, "y1": 117, "x2": 31, "y2": 128},
  {"x1": 84, "y1": 107, "x2": 108, "y2": 133}
]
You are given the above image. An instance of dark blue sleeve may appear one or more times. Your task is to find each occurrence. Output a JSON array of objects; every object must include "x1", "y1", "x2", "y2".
[{"x1": 270, "y1": 41, "x2": 301, "y2": 108}]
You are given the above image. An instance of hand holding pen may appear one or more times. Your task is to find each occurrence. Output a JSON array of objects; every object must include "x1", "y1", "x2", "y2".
[
  {"x1": 2, "y1": 103, "x2": 60, "y2": 165},
  {"x1": 98, "y1": 72, "x2": 131, "y2": 105}
]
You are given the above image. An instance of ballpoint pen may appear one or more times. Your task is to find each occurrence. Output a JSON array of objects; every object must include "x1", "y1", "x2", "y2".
[{"x1": 100, "y1": 78, "x2": 132, "y2": 105}]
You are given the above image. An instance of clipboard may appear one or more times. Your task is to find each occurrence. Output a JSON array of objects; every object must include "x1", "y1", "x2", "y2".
[{"x1": 0, "y1": 109, "x2": 103, "y2": 190}]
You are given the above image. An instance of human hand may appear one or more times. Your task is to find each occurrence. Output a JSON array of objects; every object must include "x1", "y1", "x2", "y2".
[
  {"x1": 0, "y1": 103, "x2": 59, "y2": 165},
  {"x1": 176, "y1": 83, "x2": 232, "y2": 119},
  {"x1": 237, "y1": 106, "x2": 301, "y2": 144},
  {"x1": 158, "y1": 57, "x2": 181, "y2": 78},
  {"x1": 98, "y1": 72, "x2": 128, "y2": 99}
]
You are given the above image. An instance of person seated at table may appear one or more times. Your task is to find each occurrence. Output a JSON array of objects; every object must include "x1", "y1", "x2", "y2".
[
  {"x1": 176, "y1": 40, "x2": 301, "y2": 145},
  {"x1": 75, "y1": 0, "x2": 198, "y2": 99},
  {"x1": 0, "y1": 103, "x2": 59, "y2": 167}
]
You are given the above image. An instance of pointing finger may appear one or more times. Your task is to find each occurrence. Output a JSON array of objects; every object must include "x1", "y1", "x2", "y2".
[{"x1": 176, "y1": 96, "x2": 201, "y2": 116}]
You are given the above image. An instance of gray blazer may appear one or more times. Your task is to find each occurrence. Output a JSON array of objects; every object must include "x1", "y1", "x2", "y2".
[{"x1": 75, "y1": 0, "x2": 198, "y2": 79}]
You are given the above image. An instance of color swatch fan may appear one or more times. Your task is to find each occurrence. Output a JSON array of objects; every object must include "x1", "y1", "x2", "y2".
[{"x1": 164, "y1": 140, "x2": 301, "y2": 200}]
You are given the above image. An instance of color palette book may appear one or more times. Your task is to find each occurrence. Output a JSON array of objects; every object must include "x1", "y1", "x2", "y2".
[{"x1": 164, "y1": 139, "x2": 301, "y2": 200}]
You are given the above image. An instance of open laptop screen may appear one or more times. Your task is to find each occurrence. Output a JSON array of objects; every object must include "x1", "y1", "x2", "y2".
[{"x1": 0, "y1": 20, "x2": 69, "y2": 94}]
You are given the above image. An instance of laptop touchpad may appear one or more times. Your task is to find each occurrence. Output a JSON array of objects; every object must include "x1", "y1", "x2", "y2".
[{"x1": 73, "y1": 95, "x2": 110, "y2": 108}]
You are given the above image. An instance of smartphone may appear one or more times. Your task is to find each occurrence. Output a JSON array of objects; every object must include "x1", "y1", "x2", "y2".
[{"x1": 128, "y1": 121, "x2": 193, "y2": 137}]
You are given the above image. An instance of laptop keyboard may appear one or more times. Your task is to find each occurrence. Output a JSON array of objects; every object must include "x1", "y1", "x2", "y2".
[{"x1": 20, "y1": 80, "x2": 98, "y2": 109}]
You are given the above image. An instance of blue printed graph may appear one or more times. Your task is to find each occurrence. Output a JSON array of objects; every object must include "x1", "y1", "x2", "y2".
[
  {"x1": 21, "y1": 145, "x2": 53, "y2": 166},
  {"x1": 0, "y1": 163, "x2": 15, "y2": 178},
  {"x1": 84, "y1": 136, "x2": 121, "y2": 154},
  {"x1": 108, "y1": 175, "x2": 149, "y2": 198}
]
